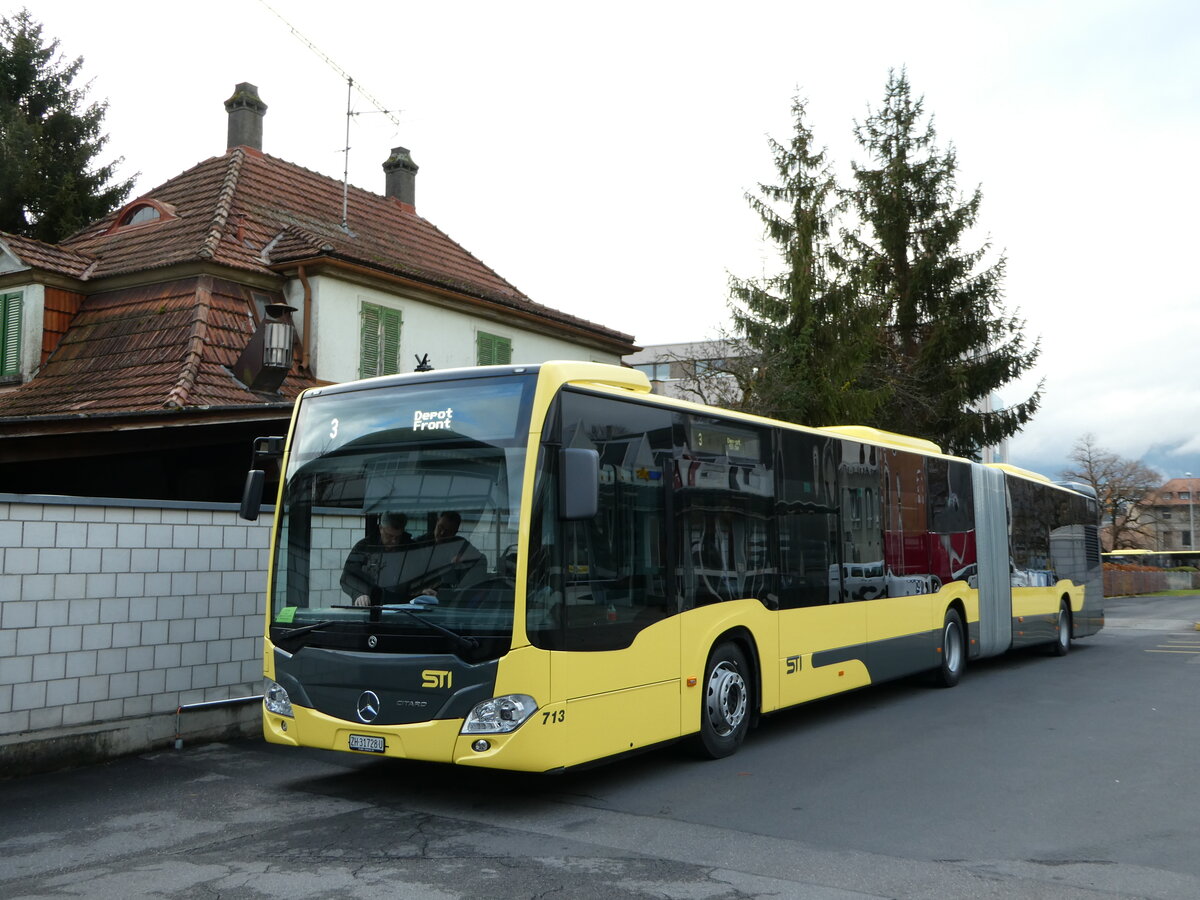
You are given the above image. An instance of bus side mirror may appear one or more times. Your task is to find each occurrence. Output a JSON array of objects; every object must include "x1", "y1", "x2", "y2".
[
  {"x1": 559, "y1": 448, "x2": 599, "y2": 520},
  {"x1": 240, "y1": 469, "x2": 266, "y2": 521},
  {"x1": 240, "y1": 435, "x2": 285, "y2": 521}
]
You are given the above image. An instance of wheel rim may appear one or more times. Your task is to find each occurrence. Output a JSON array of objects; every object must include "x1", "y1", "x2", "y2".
[
  {"x1": 944, "y1": 621, "x2": 963, "y2": 673},
  {"x1": 1058, "y1": 607, "x2": 1069, "y2": 649},
  {"x1": 705, "y1": 661, "x2": 747, "y2": 737}
]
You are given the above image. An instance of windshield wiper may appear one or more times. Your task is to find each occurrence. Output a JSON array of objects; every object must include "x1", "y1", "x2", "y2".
[
  {"x1": 272, "y1": 619, "x2": 338, "y2": 653},
  {"x1": 332, "y1": 604, "x2": 480, "y2": 651}
]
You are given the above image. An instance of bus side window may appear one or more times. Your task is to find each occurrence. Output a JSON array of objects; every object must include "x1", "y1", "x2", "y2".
[
  {"x1": 776, "y1": 430, "x2": 838, "y2": 608},
  {"x1": 927, "y1": 458, "x2": 976, "y2": 588},
  {"x1": 836, "y1": 440, "x2": 883, "y2": 602},
  {"x1": 1010, "y1": 476, "x2": 1054, "y2": 587},
  {"x1": 554, "y1": 392, "x2": 676, "y2": 651},
  {"x1": 675, "y1": 415, "x2": 775, "y2": 609}
]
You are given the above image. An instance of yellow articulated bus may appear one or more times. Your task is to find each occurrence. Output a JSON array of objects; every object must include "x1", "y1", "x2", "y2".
[{"x1": 241, "y1": 361, "x2": 1103, "y2": 772}]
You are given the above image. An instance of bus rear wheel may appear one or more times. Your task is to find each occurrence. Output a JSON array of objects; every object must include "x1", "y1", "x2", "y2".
[
  {"x1": 1050, "y1": 600, "x2": 1071, "y2": 657},
  {"x1": 694, "y1": 642, "x2": 752, "y2": 759},
  {"x1": 934, "y1": 608, "x2": 965, "y2": 688}
]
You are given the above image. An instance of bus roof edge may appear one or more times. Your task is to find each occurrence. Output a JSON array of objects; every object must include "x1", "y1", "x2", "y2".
[
  {"x1": 815, "y1": 425, "x2": 943, "y2": 456},
  {"x1": 542, "y1": 360, "x2": 652, "y2": 394},
  {"x1": 988, "y1": 463, "x2": 1052, "y2": 483}
]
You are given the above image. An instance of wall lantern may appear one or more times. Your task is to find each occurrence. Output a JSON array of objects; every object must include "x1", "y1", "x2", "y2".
[{"x1": 233, "y1": 302, "x2": 297, "y2": 393}]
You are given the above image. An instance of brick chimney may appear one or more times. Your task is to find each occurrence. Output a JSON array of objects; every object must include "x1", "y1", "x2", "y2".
[
  {"x1": 225, "y1": 82, "x2": 267, "y2": 151},
  {"x1": 383, "y1": 147, "x2": 418, "y2": 210}
]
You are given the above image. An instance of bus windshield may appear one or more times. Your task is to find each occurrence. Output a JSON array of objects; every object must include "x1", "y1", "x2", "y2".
[{"x1": 268, "y1": 374, "x2": 535, "y2": 659}]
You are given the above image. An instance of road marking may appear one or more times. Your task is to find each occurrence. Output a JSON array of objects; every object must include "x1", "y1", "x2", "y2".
[
  {"x1": 1146, "y1": 649, "x2": 1200, "y2": 654},
  {"x1": 1146, "y1": 632, "x2": 1200, "y2": 655}
]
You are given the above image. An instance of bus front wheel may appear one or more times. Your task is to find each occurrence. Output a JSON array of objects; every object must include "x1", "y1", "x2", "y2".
[
  {"x1": 934, "y1": 608, "x2": 965, "y2": 688},
  {"x1": 694, "y1": 642, "x2": 752, "y2": 759}
]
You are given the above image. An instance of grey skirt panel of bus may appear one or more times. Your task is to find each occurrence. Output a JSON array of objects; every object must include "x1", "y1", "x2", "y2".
[
  {"x1": 1049, "y1": 521, "x2": 1105, "y2": 637},
  {"x1": 972, "y1": 464, "x2": 1012, "y2": 657}
]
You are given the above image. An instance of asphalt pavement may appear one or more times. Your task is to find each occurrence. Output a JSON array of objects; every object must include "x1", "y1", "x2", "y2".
[{"x1": 1, "y1": 592, "x2": 1197, "y2": 899}]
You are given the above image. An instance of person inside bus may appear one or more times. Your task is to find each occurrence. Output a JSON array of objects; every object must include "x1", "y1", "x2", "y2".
[
  {"x1": 410, "y1": 511, "x2": 487, "y2": 597},
  {"x1": 342, "y1": 511, "x2": 413, "y2": 607}
]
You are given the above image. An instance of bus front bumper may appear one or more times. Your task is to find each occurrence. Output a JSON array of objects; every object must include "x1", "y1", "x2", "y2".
[{"x1": 263, "y1": 703, "x2": 559, "y2": 771}]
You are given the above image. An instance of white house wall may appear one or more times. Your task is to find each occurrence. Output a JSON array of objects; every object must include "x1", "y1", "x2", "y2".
[
  {"x1": 305, "y1": 275, "x2": 620, "y2": 383},
  {"x1": 0, "y1": 280, "x2": 44, "y2": 384},
  {"x1": 20, "y1": 283, "x2": 44, "y2": 381}
]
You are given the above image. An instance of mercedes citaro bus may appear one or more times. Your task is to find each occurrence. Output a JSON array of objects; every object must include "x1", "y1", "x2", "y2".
[{"x1": 240, "y1": 361, "x2": 1102, "y2": 772}]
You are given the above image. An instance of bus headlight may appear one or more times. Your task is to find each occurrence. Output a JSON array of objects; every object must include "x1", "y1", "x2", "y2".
[
  {"x1": 264, "y1": 680, "x2": 294, "y2": 718},
  {"x1": 461, "y1": 694, "x2": 538, "y2": 734}
]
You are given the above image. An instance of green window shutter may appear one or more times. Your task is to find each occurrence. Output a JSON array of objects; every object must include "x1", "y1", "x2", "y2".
[
  {"x1": 380, "y1": 306, "x2": 401, "y2": 375},
  {"x1": 477, "y1": 331, "x2": 512, "y2": 366},
  {"x1": 359, "y1": 302, "x2": 380, "y2": 378},
  {"x1": 0, "y1": 292, "x2": 21, "y2": 377},
  {"x1": 359, "y1": 301, "x2": 402, "y2": 378}
]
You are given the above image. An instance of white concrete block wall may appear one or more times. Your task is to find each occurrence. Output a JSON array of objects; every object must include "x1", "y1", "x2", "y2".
[{"x1": 0, "y1": 495, "x2": 272, "y2": 737}]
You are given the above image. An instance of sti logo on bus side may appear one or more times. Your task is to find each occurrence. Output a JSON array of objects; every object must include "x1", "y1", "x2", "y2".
[
  {"x1": 422, "y1": 669, "x2": 452, "y2": 688},
  {"x1": 413, "y1": 408, "x2": 454, "y2": 431}
]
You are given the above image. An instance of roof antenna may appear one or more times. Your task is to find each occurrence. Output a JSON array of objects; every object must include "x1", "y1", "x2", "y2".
[
  {"x1": 256, "y1": 0, "x2": 402, "y2": 230},
  {"x1": 414, "y1": 354, "x2": 434, "y2": 372}
]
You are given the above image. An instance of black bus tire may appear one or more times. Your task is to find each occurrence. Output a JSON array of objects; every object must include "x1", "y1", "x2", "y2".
[
  {"x1": 934, "y1": 608, "x2": 966, "y2": 688},
  {"x1": 693, "y1": 642, "x2": 752, "y2": 759},
  {"x1": 1051, "y1": 600, "x2": 1072, "y2": 657}
]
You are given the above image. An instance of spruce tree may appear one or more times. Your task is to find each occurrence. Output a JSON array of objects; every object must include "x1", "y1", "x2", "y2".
[
  {"x1": 729, "y1": 95, "x2": 882, "y2": 426},
  {"x1": 845, "y1": 69, "x2": 1041, "y2": 457},
  {"x1": 0, "y1": 9, "x2": 133, "y2": 243}
]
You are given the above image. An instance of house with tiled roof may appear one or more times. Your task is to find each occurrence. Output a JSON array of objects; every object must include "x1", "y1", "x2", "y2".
[
  {"x1": 0, "y1": 83, "x2": 636, "y2": 501},
  {"x1": 1137, "y1": 477, "x2": 1200, "y2": 552}
]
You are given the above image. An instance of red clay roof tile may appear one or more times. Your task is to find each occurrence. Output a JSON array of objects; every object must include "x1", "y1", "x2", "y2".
[
  {"x1": 0, "y1": 233, "x2": 95, "y2": 278},
  {"x1": 0, "y1": 276, "x2": 316, "y2": 418}
]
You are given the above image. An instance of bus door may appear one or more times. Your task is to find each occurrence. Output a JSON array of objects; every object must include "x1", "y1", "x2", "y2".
[
  {"x1": 775, "y1": 432, "x2": 869, "y2": 706},
  {"x1": 539, "y1": 392, "x2": 682, "y2": 766},
  {"x1": 867, "y1": 448, "x2": 939, "y2": 681}
]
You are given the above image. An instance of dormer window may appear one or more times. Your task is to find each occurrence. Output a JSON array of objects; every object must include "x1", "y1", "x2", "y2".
[
  {"x1": 106, "y1": 198, "x2": 176, "y2": 234},
  {"x1": 120, "y1": 205, "x2": 161, "y2": 226}
]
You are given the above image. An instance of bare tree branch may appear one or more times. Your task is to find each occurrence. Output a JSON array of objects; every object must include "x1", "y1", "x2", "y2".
[{"x1": 1062, "y1": 433, "x2": 1162, "y2": 550}]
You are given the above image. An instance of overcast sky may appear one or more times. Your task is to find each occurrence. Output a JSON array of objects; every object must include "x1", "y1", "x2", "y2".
[{"x1": 20, "y1": 0, "x2": 1200, "y2": 478}]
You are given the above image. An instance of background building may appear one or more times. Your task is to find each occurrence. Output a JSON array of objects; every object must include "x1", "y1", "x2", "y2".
[
  {"x1": 624, "y1": 340, "x2": 743, "y2": 404},
  {"x1": 1141, "y1": 477, "x2": 1200, "y2": 551}
]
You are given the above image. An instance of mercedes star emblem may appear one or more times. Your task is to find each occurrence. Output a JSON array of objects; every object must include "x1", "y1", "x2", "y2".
[
  {"x1": 356, "y1": 690, "x2": 381, "y2": 723},
  {"x1": 367, "y1": 635, "x2": 378, "y2": 649}
]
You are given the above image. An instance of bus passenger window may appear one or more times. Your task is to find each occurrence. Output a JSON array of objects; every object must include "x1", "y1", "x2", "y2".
[
  {"x1": 835, "y1": 440, "x2": 883, "y2": 602},
  {"x1": 676, "y1": 415, "x2": 775, "y2": 609},
  {"x1": 776, "y1": 430, "x2": 838, "y2": 608},
  {"x1": 1009, "y1": 477, "x2": 1056, "y2": 587},
  {"x1": 927, "y1": 458, "x2": 976, "y2": 589},
  {"x1": 550, "y1": 392, "x2": 678, "y2": 651}
]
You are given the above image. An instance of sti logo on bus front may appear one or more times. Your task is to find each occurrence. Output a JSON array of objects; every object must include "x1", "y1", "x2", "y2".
[
  {"x1": 422, "y1": 669, "x2": 452, "y2": 688},
  {"x1": 413, "y1": 407, "x2": 454, "y2": 431}
]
